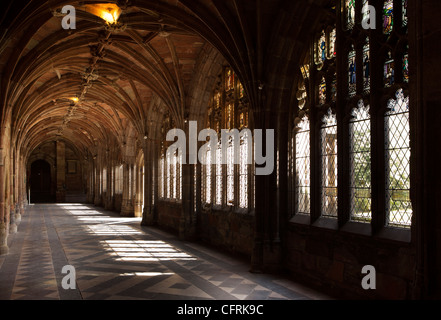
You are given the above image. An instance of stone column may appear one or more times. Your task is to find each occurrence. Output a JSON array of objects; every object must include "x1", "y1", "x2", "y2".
[
  {"x1": 19, "y1": 157, "x2": 27, "y2": 215},
  {"x1": 93, "y1": 158, "x2": 102, "y2": 206},
  {"x1": 107, "y1": 159, "x2": 115, "y2": 210},
  {"x1": 14, "y1": 155, "x2": 21, "y2": 225},
  {"x1": 56, "y1": 141, "x2": 66, "y2": 202},
  {"x1": 0, "y1": 148, "x2": 8, "y2": 255},
  {"x1": 134, "y1": 164, "x2": 143, "y2": 217},
  {"x1": 121, "y1": 160, "x2": 135, "y2": 217},
  {"x1": 104, "y1": 154, "x2": 113, "y2": 210},
  {"x1": 411, "y1": 0, "x2": 441, "y2": 299},
  {"x1": 141, "y1": 140, "x2": 156, "y2": 225},
  {"x1": 86, "y1": 161, "x2": 93, "y2": 203},
  {"x1": 250, "y1": 96, "x2": 282, "y2": 273},
  {"x1": 9, "y1": 152, "x2": 17, "y2": 234},
  {"x1": 178, "y1": 121, "x2": 197, "y2": 241}
]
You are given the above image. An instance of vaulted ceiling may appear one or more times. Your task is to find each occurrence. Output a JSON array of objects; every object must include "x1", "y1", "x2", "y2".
[{"x1": 0, "y1": 0, "x2": 329, "y2": 163}]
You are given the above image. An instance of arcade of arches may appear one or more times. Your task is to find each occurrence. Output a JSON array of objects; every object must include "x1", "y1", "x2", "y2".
[{"x1": 0, "y1": 0, "x2": 441, "y2": 300}]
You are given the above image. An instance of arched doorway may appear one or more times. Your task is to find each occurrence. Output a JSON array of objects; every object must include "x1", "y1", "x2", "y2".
[{"x1": 29, "y1": 160, "x2": 55, "y2": 203}]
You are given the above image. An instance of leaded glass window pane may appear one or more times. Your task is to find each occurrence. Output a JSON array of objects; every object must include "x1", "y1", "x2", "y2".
[
  {"x1": 214, "y1": 92, "x2": 221, "y2": 109},
  {"x1": 316, "y1": 30, "x2": 327, "y2": 65},
  {"x1": 159, "y1": 157, "x2": 165, "y2": 198},
  {"x1": 331, "y1": 76, "x2": 337, "y2": 103},
  {"x1": 238, "y1": 82, "x2": 245, "y2": 99},
  {"x1": 384, "y1": 51, "x2": 395, "y2": 87},
  {"x1": 166, "y1": 155, "x2": 171, "y2": 199},
  {"x1": 215, "y1": 145, "x2": 223, "y2": 205},
  {"x1": 321, "y1": 109, "x2": 338, "y2": 218},
  {"x1": 385, "y1": 89, "x2": 412, "y2": 228},
  {"x1": 363, "y1": 40, "x2": 371, "y2": 93},
  {"x1": 348, "y1": 45, "x2": 357, "y2": 97},
  {"x1": 346, "y1": 0, "x2": 356, "y2": 29},
  {"x1": 350, "y1": 101, "x2": 372, "y2": 223},
  {"x1": 403, "y1": 50, "x2": 409, "y2": 83},
  {"x1": 402, "y1": 0, "x2": 408, "y2": 27},
  {"x1": 319, "y1": 76, "x2": 327, "y2": 105},
  {"x1": 204, "y1": 147, "x2": 212, "y2": 204},
  {"x1": 327, "y1": 28, "x2": 337, "y2": 59},
  {"x1": 226, "y1": 103, "x2": 234, "y2": 130},
  {"x1": 225, "y1": 68, "x2": 234, "y2": 92},
  {"x1": 171, "y1": 152, "x2": 177, "y2": 199},
  {"x1": 178, "y1": 152, "x2": 182, "y2": 200},
  {"x1": 383, "y1": 0, "x2": 394, "y2": 35},
  {"x1": 239, "y1": 133, "x2": 249, "y2": 209},
  {"x1": 227, "y1": 138, "x2": 234, "y2": 206},
  {"x1": 103, "y1": 168, "x2": 107, "y2": 193},
  {"x1": 362, "y1": 0, "x2": 370, "y2": 25},
  {"x1": 296, "y1": 116, "x2": 311, "y2": 215}
]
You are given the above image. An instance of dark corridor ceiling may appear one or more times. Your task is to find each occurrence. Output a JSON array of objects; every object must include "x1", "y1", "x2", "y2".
[{"x1": 0, "y1": 0, "x2": 327, "y2": 163}]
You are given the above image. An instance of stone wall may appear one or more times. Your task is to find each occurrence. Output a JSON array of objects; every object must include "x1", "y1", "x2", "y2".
[
  {"x1": 156, "y1": 200, "x2": 182, "y2": 234},
  {"x1": 155, "y1": 200, "x2": 254, "y2": 258},
  {"x1": 198, "y1": 209, "x2": 254, "y2": 258},
  {"x1": 285, "y1": 223, "x2": 415, "y2": 299}
]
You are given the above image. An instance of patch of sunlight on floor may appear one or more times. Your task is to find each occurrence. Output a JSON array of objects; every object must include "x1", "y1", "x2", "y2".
[
  {"x1": 58, "y1": 204, "x2": 195, "y2": 262},
  {"x1": 87, "y1": 224, "x2": 143, "y2": 236},
  {"x1": 77, "y1": 217, "x2": 142, "y2": 223},
  {"x1": 119, "y1": 272, "x2": 175, "y2": 277},
  {"x1": 101, "y1": 240, "x2": 197, "y2": 262},
  {"x1": 69, "y1": 211, "x2": 104, "y2": 216}
]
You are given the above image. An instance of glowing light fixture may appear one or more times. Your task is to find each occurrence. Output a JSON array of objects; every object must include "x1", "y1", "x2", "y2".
[
  {"x1": 86, "y1": 4, "x2": 122, "y2": 24},
  {"x1": 70, "y1": 97, "x2": 79, "y2": 103}
]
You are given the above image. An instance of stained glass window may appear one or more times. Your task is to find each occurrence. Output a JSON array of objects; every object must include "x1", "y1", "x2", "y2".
[
  {"x1": 383, "y1": 0, "x2": 394, "y2": 35},
  {"x1": 204, "y1": 147, "x2": 212, "y2": 204},
  {"x1": 226, "y1": 103, "x2": 234, "y2": 130},
  {"x1": 319, "y1": 76, "x2": 327, "y2": 105},
  {"x1": 402, "y1": 0, "x2": 408, "y2": 27},
  {"x1": 403, "y1": 49, "x2": 409, "y2": 83},
  {"x1": 348, "y1": 45, "x2": 357, "y2": 96},
  {"x1": 301, "y1": 64, "x2": 310, "y2": 80},
  {"x1": 225, "y1": 68, "x2": 234, "y2": 91},
  {"x1": 350, "y1": 101, "x2": 371, "y2": 223},
  {"x1": 238, "y1": 82, "x2": 245, "y2": 99},
  {"x1": 214, "y1": 92, "x2": 221, "y2": 109},
  {"x1": 315, "y1": 30, "x2": 327, "y2": 65},
  {"x1": 384, "y1": 51, "x2": 395, "y2": 87},
  {"x1": 297, "y1": 0, "x2": 411, "y2": 228},
  {"x1": 204, "y1": 68, "x2": 251, "y2": 210},
  {"x1": 346, "y1": 0, "x2": 356, "y2": 29},
  {"x1": 296, "y1": 116, "x2": 311, "y2": 215},
  {"x1": 321, "y1": 109, "x2": 338, "y2": 218},
  {"x1": 239, "y1": 112, "x2": 245, "y2": 129},
  {"x1": 362, "y1": 0, "x2": 370, "y2": 25},
  {"x1": 385, "y1": 89, "x2": 411, "y2": 228},
  {"x1": 331, "y1": 76, "x2": 337, "y2": 103},
  {"x1": 328, "y1": 28, "x2": 337, "y2": 59},
  {"x1": 363, "y1": 40, "x2": 370, "y2": 93},
  {"x1": 164, "y1": 149, "x2": 181, "y2": 201}
]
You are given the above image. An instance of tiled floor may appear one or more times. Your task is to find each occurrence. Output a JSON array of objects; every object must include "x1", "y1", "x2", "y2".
[{"x1": 0, "y1": 203, "x2": 332, "y2": 300}]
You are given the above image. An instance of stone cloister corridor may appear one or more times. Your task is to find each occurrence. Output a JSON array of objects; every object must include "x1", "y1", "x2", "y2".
[
  {"x1": 0, "y1": 203, "x2": 329, "y2": 300},
  {"x1": 1, "y1": 0, "x2": 441, "y2": 304}
]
